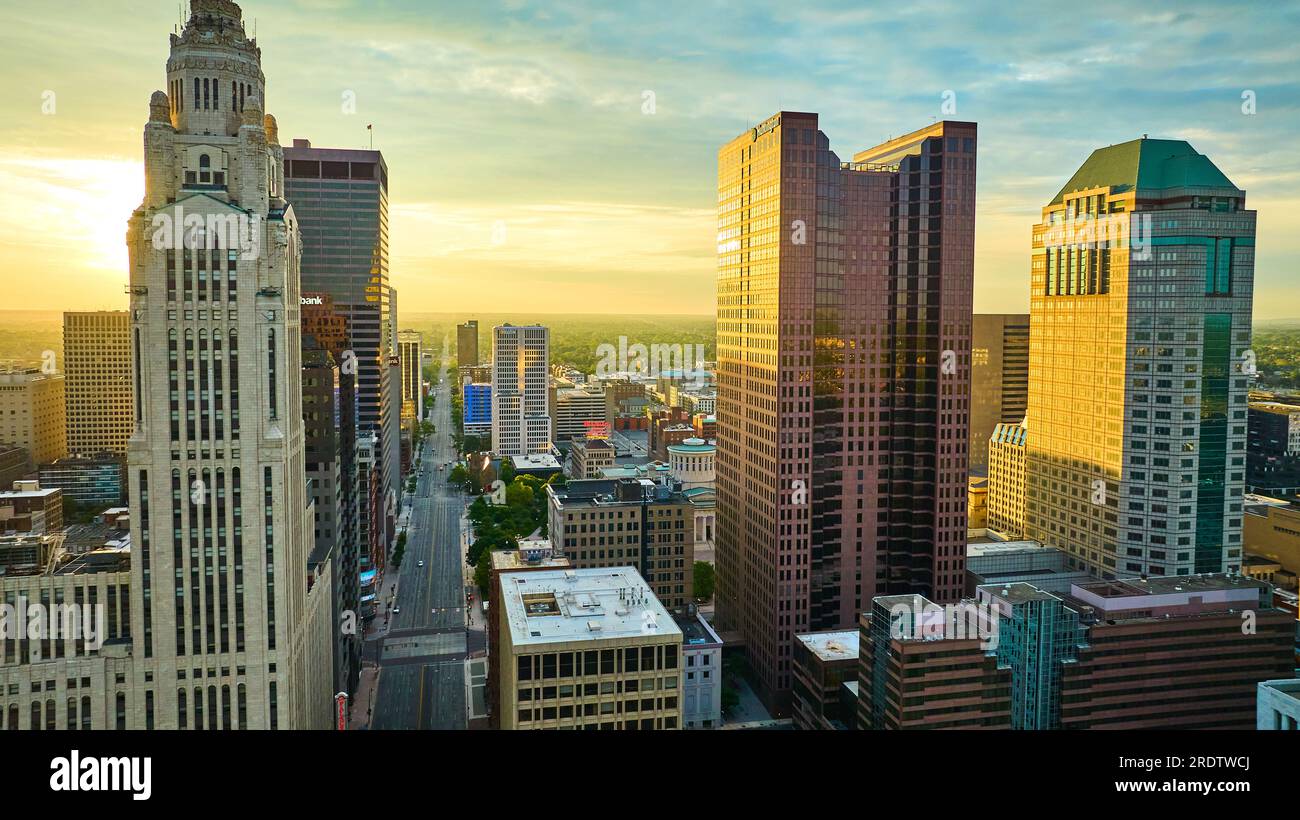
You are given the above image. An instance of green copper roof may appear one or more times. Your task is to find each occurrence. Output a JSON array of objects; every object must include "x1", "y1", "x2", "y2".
[{"x1": 1051, "y1": 138, "x2": 1239, "y2": 205}]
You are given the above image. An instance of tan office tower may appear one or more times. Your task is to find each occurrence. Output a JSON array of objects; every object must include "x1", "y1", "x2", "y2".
[
  {"x1": 0, "y1": 368, "x2": 66, "y2": 466},
  {"x1": 987, "y1": 420, "x2": 1027, "y2": 538},
  {"x1": 715, "y1": 114, "x2": 976, "y2": 713},
  {"x1": 1027, "y1": 137, "x2": 1255, "y2": 579},
  {"x1": 398, "y1": 330, "x2": 423, "y2": 422},
  {"x1": 64, "y1": 311, "x2": 133, "y2": 457},
  {"x1": 970, "y1": 314, "x2": 1029, "y2": 471},
  {"x1": 122, "y1": 0, "x2": 328, "y2": 729}
]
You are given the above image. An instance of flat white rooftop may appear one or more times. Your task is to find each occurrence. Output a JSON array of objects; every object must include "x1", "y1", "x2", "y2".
[
  {"x1": 794, "y1": 630, "x2": 859, "y2": 663},
  {"x1": 501, "y1": 567, "x2": 681, "y2": 649}
]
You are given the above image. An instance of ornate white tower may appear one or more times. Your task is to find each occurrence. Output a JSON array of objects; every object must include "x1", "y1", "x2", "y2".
[{"x1": 124, "y1": 0, "x2": 328, "y2": 729}]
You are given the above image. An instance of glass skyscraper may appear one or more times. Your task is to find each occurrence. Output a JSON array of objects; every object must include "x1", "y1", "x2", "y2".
[{"x1": 1026, "y1": 137, "x2": 1255, "y2": 579}]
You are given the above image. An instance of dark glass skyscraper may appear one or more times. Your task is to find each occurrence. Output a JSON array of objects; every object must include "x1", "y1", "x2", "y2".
[{"x1": 285, "y1": 139, "x2": 397, "y2": 554}]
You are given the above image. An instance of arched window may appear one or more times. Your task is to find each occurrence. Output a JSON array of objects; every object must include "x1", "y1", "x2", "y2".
[
  {"x1": 193, "y1": 77, "x2": 200, "y2": 111},
  {"x1": 199, "y1": 154, "x2": 211, "y2": 185}
]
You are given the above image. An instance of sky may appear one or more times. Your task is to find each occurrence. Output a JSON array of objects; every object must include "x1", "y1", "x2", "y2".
[{"x1": 1, "y1": 0, "x2": 1298, "y2": 317}]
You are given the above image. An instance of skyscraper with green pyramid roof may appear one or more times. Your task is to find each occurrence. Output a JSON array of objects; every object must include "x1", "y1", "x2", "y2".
[{"x1": 1024, "y1": 137, "x2": 1255, "y2": 580}]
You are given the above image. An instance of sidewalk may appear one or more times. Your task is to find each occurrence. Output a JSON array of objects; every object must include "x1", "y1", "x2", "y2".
[{"x1": 350, "y1": 567, "x2": 402, "y2": 730}]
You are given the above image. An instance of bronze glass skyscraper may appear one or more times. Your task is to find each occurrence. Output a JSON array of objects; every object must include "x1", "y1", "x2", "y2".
[{"x1": 715, "y1": 114, "x2": 976, "y2": 713}]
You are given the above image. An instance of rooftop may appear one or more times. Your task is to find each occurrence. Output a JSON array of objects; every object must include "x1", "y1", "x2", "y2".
[
  {"x1": 500, "y1": 567, "x2": 680, "y2": 649},
  {"x1": 1052, "y1": 137, "x2": 1240, "y2": 205},
  {"x1": 966, "y1": 539, "x2": 1049, "y2": 559},
  {"x1": 510, "y1": 453, "x2": 561, "y2": 471},
  {"x1": 673, "y1": 609, "x2": 723, "y2": 647},
  {"x1": 794, "y1": 630, "x2": 859, "y2": 663}
]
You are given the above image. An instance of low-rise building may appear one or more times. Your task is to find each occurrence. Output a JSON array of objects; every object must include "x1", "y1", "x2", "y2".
[
  {"x1": 674, "y1": 607, "x2": 722, "y2": 729},
  {"x1": 1243, "y1": 495, "x2": 1300, "y2": 590},
  {"x1": 568, "y1": 436, "x2": 616, "y2": 480},
  {"x1": 552, "y1": 385, "x2": 606, "y2": 443},
  {"x1": 38, "y1": 453, "x2": 126, "y2": 509},
  {"x1": 0, "y1": 481, "x2": 63, "y2": 534},
  {"x1": 792, "y1": 630, "x2": 859, "y2": 730},
  {"x1": 548, "y1": 478, "x2": 694, "y2": 609},
  {"x1": 965, "y1": 539, "x2": 1093, "y2": 596},
  {"x1": 858, "y1": 574, "x2": 1294, "y2": 730},
  {"x1": 486, "y1": 538, "x2": 571, "y2": 729},
  {"x1": 1257, "y1": 679, "x2": 1300, "y2": 730},
  {"x1": 497, "y1": 566, "x2": 684, "y2": 730},
  {"x1": 0, "y1": 532, "x2": 134, "y2": 729}
]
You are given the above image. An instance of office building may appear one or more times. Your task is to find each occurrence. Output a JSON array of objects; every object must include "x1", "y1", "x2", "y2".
[
  {"x1": 0, "y1": 533, "x2": 133, "y2": 729},
  {"x1": 791, "y1": 630, "x2": 858, "y2": 730},
  {"x1": 0, "y1": 369, "x2": 66, "y2": 467},
  {"x1": 38, "y1": 453, "x2": 127, "y2": 509},
  {"x1": 1026, "y1": 137, "x2": 1255, "y2": 580},
  {"x1": 491, "y1": 324, "x2": 551, "y2": 457},
  {"x1": 121, "y1": 0, "x2": 330, "y2": 728},
  {"x1": 302, "y1": 290, "x2": 360, "y2": 693},
  {"x1": 1247, "y1": 398, "x2": 1300, "y2": 495},
  {"x1": 552, "y1": 384, "x2": 606, "y2": 443},
  {"x1": 547, "y1": 478, "x2": 695, "y2": 610},
  {"x1": 1257, "y1": 680, "x2": 1300, "y2": 730},
  {"x1": 987, "y1": 420, "x2": 1027, "y2": 538},
  {"x1": 398, "y1": 330, "x2": 423, "y2": 423},
  {"x1": 457, "y1": 320, "x2": 479, "y2": 368},
  {"x1": 968, "y1": 474, "x2": 988, "y2": 529},
  {"x1": 0, "y1": 444, "x2": 28, "y2": 488},
  {"x1": 496, "y1": 566, "x2": 684, "y2": 730},
  {"x1": 568, "y1": 436, "x2": 615, "y2": 480},
  {"x1": 63, "y1": 311, "x2": 133, "y2": 457},
  {"x1": 965, "y1": 539, "x2": 1092, "y2": 596},
  {"x1": 1058, "y1": 576, "x2": 1292, "y2": 729},
  {"x1": 970, "y1": 314, "x2": 1029, "y2": 471},
  {"x1": 858, "y1": 593, "x2": 1010, "y2": 729},
  {"x1": 284, "y1": 136, "x2": 398, "y2": 559},
  {"x1": 463, "y1": 382, "x2": 492, "y2": 440},
  {"x1": 485, "y1": 538, "x2": 570, "y2": 729},
  {"x1": 675, "y1": 608, "x2": 723, "y2": 729},
  {"x1": 0, "y1": 481, "x2": 63, "y2": 534},
  {"x1": 716, "y1": 114, "x2": 977, "y2": 713},
  {"x1": 1243, "y1": 496, "x2": 1300, "y2": 590},
  {"x1": 857, "y1": 574, "x2": 1293, "y2": 730},
  {"x1": 302, "y1": 342, "x2": 359, "y2": 696}
]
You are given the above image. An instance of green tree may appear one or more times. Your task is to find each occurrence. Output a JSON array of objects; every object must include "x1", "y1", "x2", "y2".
[
  {"x1": 499, "y1": 458, "x2": 516, "y2": 485},
  {"x1": 448, "y1": 464, "x2": 469, "y2": 486},
  {"x1": 692, "y1": 561, "x2": 715, "y2": 601},
  {"x1": 474, "y1": 549, "x2": 493, "y2": 595},
  {"x1": 505, "y1": 479, "x2": 535, "y2": 509}
]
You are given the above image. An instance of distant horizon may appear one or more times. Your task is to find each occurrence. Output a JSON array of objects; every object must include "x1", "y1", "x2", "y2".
[{"x1": 7, "y1": 307, "x2": 1300, "y2": 327}]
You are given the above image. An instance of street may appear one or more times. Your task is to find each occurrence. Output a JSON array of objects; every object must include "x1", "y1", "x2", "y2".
[{"x1": 370, "y1": 337, "x2": 475, "y2": 730}]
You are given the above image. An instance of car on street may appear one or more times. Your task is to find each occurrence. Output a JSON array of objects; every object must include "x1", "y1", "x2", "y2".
[{"x1": 418, "y1": 560, "x2": 425, "y2": 568}]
